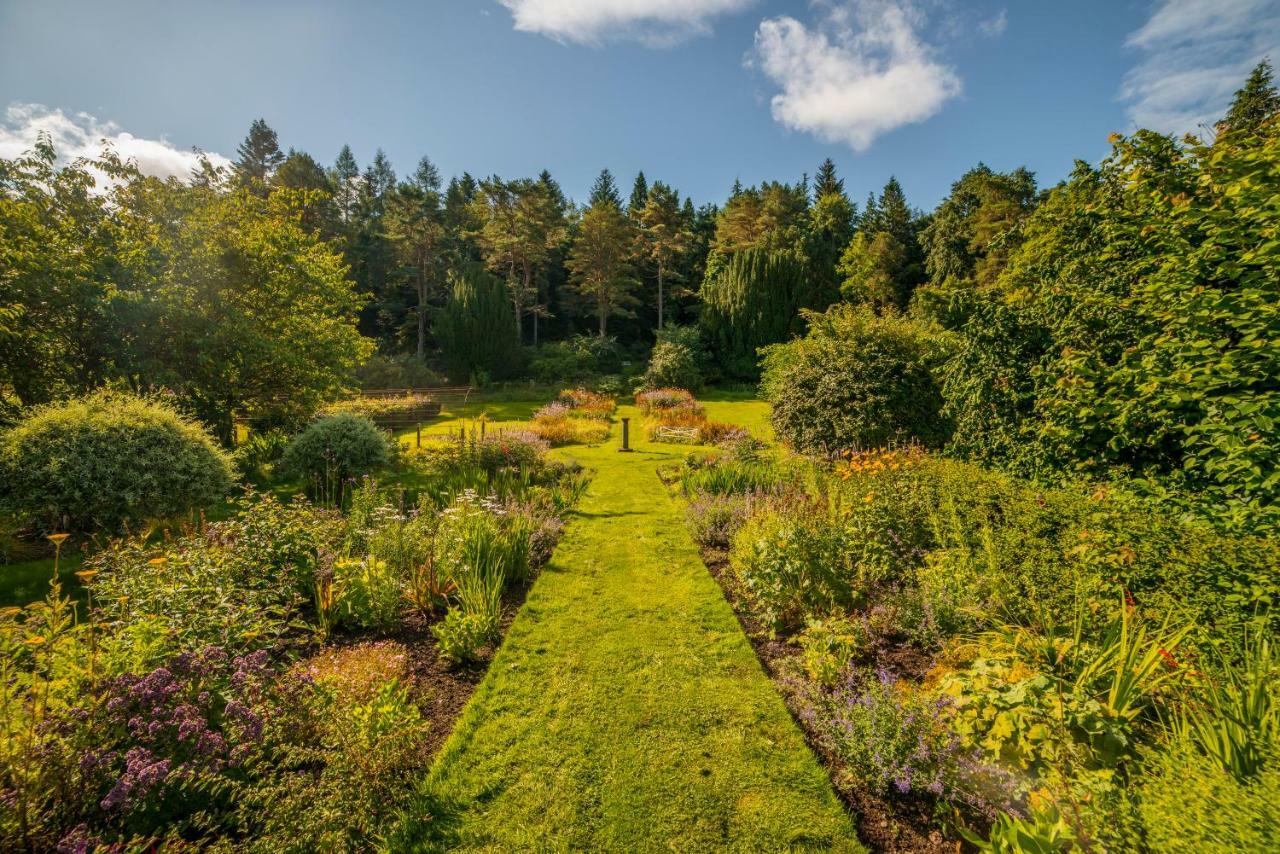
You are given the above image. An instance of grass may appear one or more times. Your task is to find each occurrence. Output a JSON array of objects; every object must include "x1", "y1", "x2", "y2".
[
  {"x1": 700, "y1": 388, "x2": 773, "y2": 443},
  {"x1": 390, "y1": 402, "x2": 860, "y2": 852},
  {"x1": 0, "y1": 554, "x2": 87, "y2": 609}
]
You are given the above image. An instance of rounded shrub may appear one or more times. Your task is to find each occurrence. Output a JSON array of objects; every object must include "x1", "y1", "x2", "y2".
[
  {"x1": 0, "y1": 391, "x2": 233, "y2": 533},
  {"x1": 760, "y1": 304, "x2": 952, "y2": 455},
  {"x1": 281, "y1": 414, "x2": 391, "y2": 485},
  {"x1": 643, "y1": 341, "x2": 703, "y2": 391}
]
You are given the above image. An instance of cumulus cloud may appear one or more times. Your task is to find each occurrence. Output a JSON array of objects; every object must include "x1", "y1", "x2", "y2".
[
  {"x1": 1121, "y1": 0, "x2": 1280, "y2": 134},
  {"x1": 751, "y1": 1, "x2": 961, "y2": 151},
  {"x1": 0, "y1": 103, "x2": 229, "y2": 182},
  {"x1": 497, "y1": 0, "x2": 754, "y2": 46}
]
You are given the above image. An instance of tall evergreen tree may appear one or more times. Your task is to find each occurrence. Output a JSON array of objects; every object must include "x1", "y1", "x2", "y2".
[
  {"x1": 567, "y1": 197, "x2": 637, "y2": 337},
  {"x1": 1219, "y1": 59, "x2": 1280, "y2": 136},
  {"x1": 637, "y1": 181, "x2": 690, "y2": 331},
  {"x1": 433, "y1": 264, "x2": 520, "y2": 381},
  {"x1": 628, "y1": 171, "x2": 649, "y2": 216},
  {"x1": 233, "y1": 119, "x2": 285, "y2": 194},
  {"x1": 814, "y1": 157, "x2": 844, "y2": 198},
  {"x1": 387, "y1": 156, "x2": 445, "y2": 357},
  {"x1": 589, "y1": 168, "x2": 622, "y2": 208},
  {"x1": 331, "y1": 145, "x2": 359, "y2": 224}
]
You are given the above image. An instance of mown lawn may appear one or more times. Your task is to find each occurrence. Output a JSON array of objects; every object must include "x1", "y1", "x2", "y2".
[{"x1": 389, "y1": 403, "x2": 861, "y2": 852}]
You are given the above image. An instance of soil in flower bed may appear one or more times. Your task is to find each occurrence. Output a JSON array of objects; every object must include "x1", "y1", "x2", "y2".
[
  {"x1": 697, "y1": 545, "x2": 954, "y2": 854},
  {"x1": 314, "y1": 580, "x2": 532, "y2": 761}
]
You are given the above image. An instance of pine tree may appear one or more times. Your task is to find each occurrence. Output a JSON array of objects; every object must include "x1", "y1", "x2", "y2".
[
  {"x1": 637, "y1": 181, "x2": 690, "y2": 331},
  {"x1": 233, "y1": 119, "x2": 285, "y2": 194},
  {"x1": 387, "y1": 156, "x2": 445, "y2": 357},
  {"x1": 628, "y1": 171, "x2": 649, "y2": 216},
  {"x1": 1219, "y1": 59, "x2": 1280, "y2": 135},
  {"x1": 589, "y1": 168, "x2": 622, "y2": 208},
  {"x1": 814, "y1": 157, "x2": 844, "y2": 198},
  {"x1": 331, "y1": 145, "x2": 359, "y2": 224},
  {"x1": 567, "y1": 197, "x2": 637, "y2": 337}
]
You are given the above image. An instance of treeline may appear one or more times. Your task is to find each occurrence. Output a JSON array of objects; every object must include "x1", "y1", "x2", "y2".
[
  {"x1": 2, "y1": 60, "x2": 1276, "y2": 528},
  {"x1": 763, "y1": 61, "x2": 1280, "y2": 532}
]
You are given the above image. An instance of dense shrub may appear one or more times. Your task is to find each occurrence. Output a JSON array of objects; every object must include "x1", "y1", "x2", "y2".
[
  {"x1": 281, "y1": 413, "x2": 392, "y2": 489},
  {"x1": 91, "y1": 494, "x2": 345, "y2": 655},
  {"x1": 528, "y1": 335, "x2": 624, "y2": 385},
  {"x1": 760, "y1": 305, "x2": 952, "y2": 455},
  {"x1": 642, "y1": 326, "x2": 708, "y2": 391},
  {"x1": 938, "y1": 129, "x2": 1280, "y2": 532},
  {"x1": 352, "y1": 353, "x2": 444, "y2": 389},
  {"x1": 0, "y1": 391, "x2": 233, "y2": 533}
]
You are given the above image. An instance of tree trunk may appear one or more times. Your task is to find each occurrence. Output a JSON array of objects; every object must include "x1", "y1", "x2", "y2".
[
  {"x1": 525, "y1": 266, "x2": 538, "y2": 346},
  {"x1": 657, "y1": 260, "x2": 665, "y2": 331},
  {"x1": 416, "y1": 279, "x2": 427, "y2": 359}
]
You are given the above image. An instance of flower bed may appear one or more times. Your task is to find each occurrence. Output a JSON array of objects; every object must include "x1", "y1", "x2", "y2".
[
  {"x1": 1, "y1": 434, "x2": 587, "y2": 852},
  {"x1": 529, "y1": 388, "x2": 615, "y2": 446}
]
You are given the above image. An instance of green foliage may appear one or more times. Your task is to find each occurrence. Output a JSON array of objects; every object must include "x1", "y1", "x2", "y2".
[
  {"x1": 700, "y1": 248, "x2": 818, "y2": 378},
  {"x1": 679, "y1": 458, "x2": 781, "y2": 497},
  {"x1": 965, "y1": 805, "x2": 1077, "y2": 853},
  {"x1": 760, "y1": 304, "x2": 952, "y2": 455},
  {"x1": 940, "y1": 127, "x2": 1280, "y2": 532},
  {"x1": 840, "y1": 177, "x2": 924, "y2": 311},
  {"x1": 281, "y1": 413, "x2": 392, "y2": 490},
  {"x1": 528, "y1": 335, "x2": 623, "y2": 384},
  {"x1": 90, "y1": 494, "x2": 344, "y2": 654},
  {"x1": 233, "y1": 428, "x2": 290, "y2": 484},
  {"x1": 352, "y1": 353, "x2": 444, "y2": 389},
  {"x1": 729, "y1": 502, "x2": 856, "y2": 630},
  {"x1": 1137, "y1": 741, "x2": 1280, "y2": 852},
  {"x1": 0, "y1": 391, "x2": 233, "y2": 533},
  {"x1": 566, "y1": 198, "x2": 639, "y2": 337},
  {"x1": 1175, "y1": 634, "x2": 1279, "y2": 781},
  {"x1": 432, "y1": 608, "x2": 496, "y2": 664},
  {"x1": 643, "y1": 338, "x2": 703, "y2": 391},
  {"x1": 434, "y1": 263, "x2": 521, "y2": 381},
  {"x1": 123, "y1": 181, "x2": 373, "y2": 439},
  {"x1": 797, "y1": 616, "x2": 867, "y2": 688},
  {"x1": 334, "y1": 556, "x2": 403, "y2": 629}
]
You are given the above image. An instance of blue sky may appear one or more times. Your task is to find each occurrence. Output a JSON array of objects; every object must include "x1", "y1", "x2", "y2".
[{"x1": 1, "y1": 1, "x2": 1276, "y2": 209}]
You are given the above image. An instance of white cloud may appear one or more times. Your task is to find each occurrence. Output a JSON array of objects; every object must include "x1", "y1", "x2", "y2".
[
  {"x1": 0, "y1": 103, "x2": 229, "y2": 182},
  {"x1": 752, "y1": 1, "x2": 961, "y2": 151},
  {"x1": 1121, "y1": 0, "x2": 1280, "y2": 134},
  {"x1": 978, "y1": 9, "x2": 1007, "y2": 38},
  {"x1": 497, "y1": 0, "x2": 754, "y2": 46}
]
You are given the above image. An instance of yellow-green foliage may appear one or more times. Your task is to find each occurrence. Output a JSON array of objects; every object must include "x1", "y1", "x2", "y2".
[{"x1": 0, "y1": 391, "x2": 233, "y2": 533}]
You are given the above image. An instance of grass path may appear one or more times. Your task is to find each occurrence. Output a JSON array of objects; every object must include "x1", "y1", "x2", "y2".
[{"x1": 391, "y1": 405, "x2": 861, "y2": 852}]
